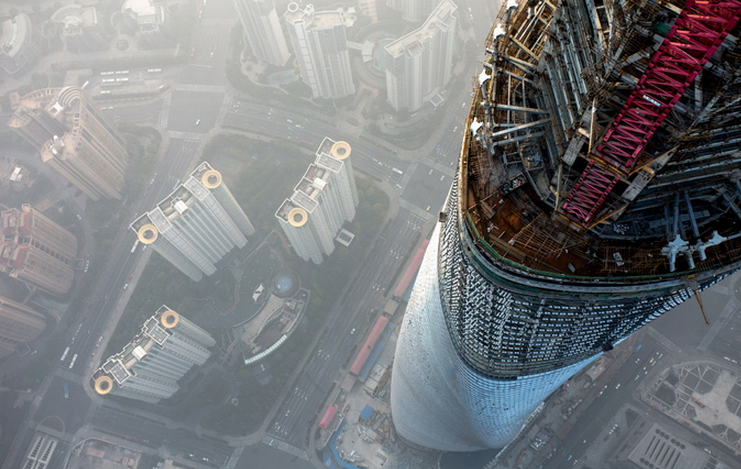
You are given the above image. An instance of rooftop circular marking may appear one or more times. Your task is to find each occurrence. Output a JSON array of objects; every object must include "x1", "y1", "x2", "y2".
[
  {"x1": 330, "y1": 141, "x2": 351, "y2": 159},
  {"x1": 288, "y1": 207, "x2": 308, "y2": 227},
  {"x1": 276, "y1": 276, "x2": 293, "y2": 292},
  {"x1": 137, "y1": 224, "x2": 158, "y2": 244},
  {"x1": 273, "y1": 270, "x2": 299, "y2": 298},
  {"x1": 201, "y1": 169, "x2": 222, "y2": 189},
  {"x1": 94, "y1": 376, "x2": 113, "y2": 395},
  {"x1": 161, "y1": 310, "x2": 180, "y2": 328}
]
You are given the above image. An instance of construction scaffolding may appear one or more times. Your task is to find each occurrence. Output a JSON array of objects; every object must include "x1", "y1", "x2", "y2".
[
  {"x1": 462, "y1": 0, "x2": 741, "y2": 279},
  {"x1": 562, "y1": 0, "x2": 741, "y2": 226},
  {"x1": 389, "y1": 0, "x2": 741, "y2": 452}
]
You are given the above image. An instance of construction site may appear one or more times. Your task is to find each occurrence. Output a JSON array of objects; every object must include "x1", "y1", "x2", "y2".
[
  {"x1": 465, "y1": 0, "x2": 741, "y2": 279},
  {"x1": 389, "y1": 0, "x2": 741, "y2": 453},
  {"x1": 446, "y1": 0, "x2": 741, "y2": 379},
  {"x1": 313, "y1": 302, "x2": 438, "y2": 469}
]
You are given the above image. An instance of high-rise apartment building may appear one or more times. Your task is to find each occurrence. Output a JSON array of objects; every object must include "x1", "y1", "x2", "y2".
[
  {"x1": 8, "y1": 86, "x2": 129, "y2": 201},
  {"x1": 131, "y1": 162, "x2": 254, "y2": 282},
  {"x1": 276, "y1": 138, "x2": 357, "y2": 264},
  {"x1": 284, "y1": 3, "x2": 355, "y2": 99},
  {"x1": 93, "y1": 306, "x2": 215, "y2": 403},
  {"x1": 386, "y1": 0, "x2": 439, "y2": 22},
  {"x1": 384, "y1": 0, "x2": 457, "y2": 112},
  {"x1": 391, "y1": 0, "x2": 741, "y2": 451},
  {"x1": 0, "y1": 295, "x2": 49, "y2": 359},
  {"x1": 0, "y1": 13, "x2": 40, "y2": 77},
  {"x1": 1, "y1": 204, "x2": 78, "y2": 296},
  {"x1": 234, "y1": 0, "x2": 291, "y2": 66}
]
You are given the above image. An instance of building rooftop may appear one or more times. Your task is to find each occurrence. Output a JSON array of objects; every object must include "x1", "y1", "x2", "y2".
[
  {"x1": 122, "y1": 0, "x2": 164, "y2": 24},
  {"x1": 311, "y1": 10, "x2": 344, "y2": 29},
  {"x1": 284, "y1": 2, "x2": 311, "y2": 24},
  {"x1": 7, "y1": 86, "x2": 82, "y2": 136},
  {"x1": 50, "y1": 5, "x2": 99, "y2": 36},
  {"x1": 0, "y1": 14, "x2": 32, "y2": 57},
  {"x1": 460, "y1": 0, "x2": 741, "y2": 286},
  {"x1": 276, "y1": 198, "x2": 307, "y2": 225},
  {"x1": 284, "y1": 3, "x2": 346, "y2": 29},
  {"x1": 132, "y1": 162, "x2": 224, "y2": 235},
  {"x1": 384, "y1": 0, "x2": 457, "y2": 57},
  {"x1": 95, "y1": 306, "x2": 193, "y2": 390},
  {"x1": 296, "y1": 164, "x2": 331, "y2": 202},
  {"x1": 627, "y1": 422, "x2": 723, "y2": 469}
]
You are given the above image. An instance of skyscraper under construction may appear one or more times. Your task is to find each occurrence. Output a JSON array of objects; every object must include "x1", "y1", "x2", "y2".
[{"x1": 391, "y1": 0, "x2": 741, "y2": 452}]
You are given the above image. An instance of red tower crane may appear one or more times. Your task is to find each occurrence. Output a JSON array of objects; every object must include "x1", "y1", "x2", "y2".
[{"x1": 560, "y1": 0, "x2": 741, "y2": 227}]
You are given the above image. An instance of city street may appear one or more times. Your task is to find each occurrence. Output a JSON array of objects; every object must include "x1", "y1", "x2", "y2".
[
  {"x1": 2, "y1": 137, "x2": 206, "y2": 469},
  {"x1": 92, "y1": 406, "x2": 233, "y2": 466},
  {"x1": 267, "y1": 209, "x2": 427, "y2": 450},
  {"x1": 1, "y1": 1, "x2": 630, "y2": 469},
  {"x1": 519, "y1": 272, "x2": 741, "y2": 469}
]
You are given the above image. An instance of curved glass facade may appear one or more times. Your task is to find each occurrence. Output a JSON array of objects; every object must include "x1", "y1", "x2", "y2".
[
  {"x1": 392, "y1": 222, "x2": 598, "y2": 450},
  {"x1": 391, "y1": 180, "x2": 728, "y2": 451}
]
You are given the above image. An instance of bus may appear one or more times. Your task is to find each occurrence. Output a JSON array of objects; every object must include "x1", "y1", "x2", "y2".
[
  {"x1": 131, "y1": 240, "x2": 140, "y2": 253},
  {"x1": 147, "y1": 68, "x2": 162, "y2": 73},
  {"x1": 60, "y1": 346, "x2": 70, "y2": 362},
  {"x1": 100, "y1": 90, "x2": 111, "y2": 95},
  {"x1": 100, "y1": 71, "x2": 115, "y2": 76},
  {"x1": 68, "y1": 353, "x2": 78, "y2": 369},
  {"x1": 392, "y1": 168, "x2": 404, "y2": 175},
  {"x1": 115, "y1": 70, "x2": 129, "y2": 75}
]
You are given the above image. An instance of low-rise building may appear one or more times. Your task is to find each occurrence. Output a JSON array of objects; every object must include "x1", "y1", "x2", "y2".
[{"x1": 49, "y1": 4, "x2": 108, "y2": 52}]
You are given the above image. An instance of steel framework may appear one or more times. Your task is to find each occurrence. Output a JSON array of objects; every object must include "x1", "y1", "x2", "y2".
[{"x1": 561, "y1": 0, "x2": 741, "y2": 226}]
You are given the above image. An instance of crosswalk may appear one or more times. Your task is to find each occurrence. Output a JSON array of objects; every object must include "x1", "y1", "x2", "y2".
[
  {"x1": 222, "y1": 446, "x2": 244, "y2": 469},
  {"x1": 646, "y1": 326, "x2": 681, "y2": 353},
  {"x1": 167, "y1": 131, "x2": 204, "y2": 141},
  {"x1": 159, "y1": 91, "x2": 172, "y2": 128},
  {"x1": 399, "y1": 200, "x2": 435, "y2": 222},
  {"x1": 421, "y1": 156, "x2": 456, "y2": 177},
  {"x1": 261, "y1": 436, "x2": 309, "y2": 460},
  {"x1": 216, "y1": 94, "x2": 232, "y2": 127}
]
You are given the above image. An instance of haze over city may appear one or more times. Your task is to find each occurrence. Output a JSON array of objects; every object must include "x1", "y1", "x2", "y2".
[{"x1": 0, "y1": 0, "x2": 740, "y2": 469}]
